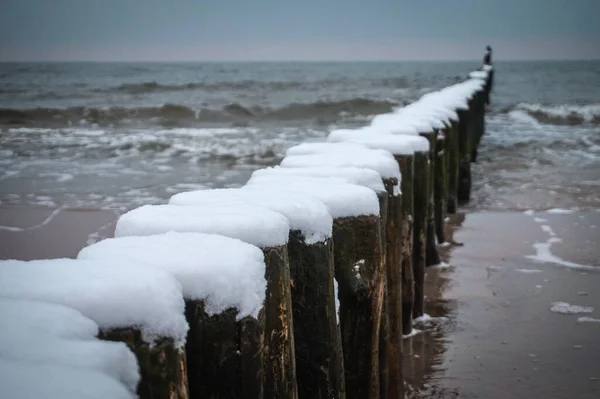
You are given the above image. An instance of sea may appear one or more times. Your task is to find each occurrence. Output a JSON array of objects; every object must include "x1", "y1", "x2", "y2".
[{"x1": 1, "y1": 61, "x2": 599, "y2": 213}]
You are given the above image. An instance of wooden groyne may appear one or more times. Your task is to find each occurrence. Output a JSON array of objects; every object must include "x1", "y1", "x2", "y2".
[{"x1": 0, "y1": 66, "x2": 493, "y2": 399}]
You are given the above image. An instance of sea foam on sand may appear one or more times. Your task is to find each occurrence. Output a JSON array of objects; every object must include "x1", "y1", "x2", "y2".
[{"x1": 550, "y1": 302, "x2": 594, "y2": 315}]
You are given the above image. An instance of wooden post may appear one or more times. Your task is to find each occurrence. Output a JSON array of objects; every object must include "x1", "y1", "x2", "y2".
[
  {"x1": 288, "y1": 232, "x2": 345, "y2": 399},
  {"x1": 262, "y1": 245, "x2": 298, "y2": 399},
  {"x1": 435, "y1": 131, "x2": 447, "y2": 244},
  {"x1": 334, "y1": 214, "x2": 384, "y2": 399},
  {"x1": 99, "y1": 329, "x2": 189, "y2": 399},
  {"x1": 417, "y1": 131, "x2": 441, "y2": 267},
  {"x1": 457, "y1": 106, "x2": 472, "y2": 205},
  {"x1": 379, "y1": 178, "x2": 403, "y2": 399},
  {"x1": 412, "y1": 150, "x2": 429, "y2": 319},
  {"x1": 394, "y1": 154, "x2": 415, "y2": 336},
  {"x1": 446, "y1": 121, "x2": 460, "y2": 214}
]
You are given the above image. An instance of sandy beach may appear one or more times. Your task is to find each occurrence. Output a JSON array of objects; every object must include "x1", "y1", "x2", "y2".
[{"x1": 405, "y1": 210, "x2": 600, "y2": 399}]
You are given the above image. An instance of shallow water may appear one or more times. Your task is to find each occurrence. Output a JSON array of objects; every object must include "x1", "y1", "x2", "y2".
[{"x1": 1, "y1": 60, "x2": 599, "y2": 212}]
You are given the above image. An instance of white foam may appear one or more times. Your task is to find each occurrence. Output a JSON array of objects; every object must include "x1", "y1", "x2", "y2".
[
  {"x1": 248, "y1": 165, "x2": 386, "y2": 193},
  {"x1": 245, "y1": 176, "x2": 380, "y2": 218},
  {"x1": 515, "y1": 103, "x2": 600, "y2": 123},
  {"x1": 534, "y1": 217, "x2": 548, "y2": 223},
  {"x1": 281, "y1": 151, "x2": 401, "y2": 182},
  {"x1": 79, "y1": 232, "x2": 267, "y2": 319},
  {"x1": 577, "y1": 317, "x2": 600, "y2": 323},
  {"x1": 0, "y1": 298, "x2": 99, "y2": 340},
  {"x1": 402, "y1": 328, "x2": 422, "y2": 339},
  {"x1": 169, "y1": 188, "x2": 332, "y2": 244},
  {"x1": 550, "y1": 302, "x2": 594, "y2": 314},
  {"x1": 515, "y1": 268, "x2": 543, "y2": 274},
  {"x1": 0, "y1": 259, "x2": 188, "y2": 346},
  {"x1": 0, "y1": 359, "x2": 135, "y2": 399},
  {"x1": 546, "y1": 208, "x2": 575, "y2": 214},
  {"x1": 523, "y1": 209, "x2": 535, "y2": 216},
  {"x1": 526, "y1": 240, "x2": 599, "y2": 271},
  {"x1": 541, "y1": 225, "x2": 556, "y2": 236},
  {"x1": 0, "y1": 332, "x2": 139, "y2": 392},
  {"x1": 0, "y1": 207, "x2": 63, "y2": 232},
  {"x1": 115, "y1": 204, "x2": 291, "y2": 248},
  {"x1": 413, "y1": 313, "x2": 449, "y2": 328}
]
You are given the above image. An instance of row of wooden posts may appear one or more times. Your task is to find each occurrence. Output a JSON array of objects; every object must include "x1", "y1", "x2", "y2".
[{"x1": 1, "y1": 67, "x2": 492, "y2": 399}]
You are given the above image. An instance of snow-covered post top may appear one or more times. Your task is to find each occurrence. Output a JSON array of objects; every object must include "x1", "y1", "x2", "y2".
[
  {"x1": 468, "y1": 70, "x2": 489, "y2": 80},
  {"x1": 285, "y1": 141, "x2": 372, "y2": 157},
  {"x1": 0, "y1": 359, "x2": 136, "y2": 399},
  {"x1": 249, "y1": 165, "x2": 386, "y2": 193},
  {"x1": 280, "y1": 149, "x2": 401, "y2": 195},
  {"x1": 169, "y1": 188, "x2": 332, "y2": 245},
  {"x1": 482, "y1": 64, "x2": 493, "y2": 72},
  {"x1": 0, "y1": 258, "x2": 188, "y2": 347},
  {"x1": 78, "y1": 231, "x2": 267, "y2": 320},
  {"x1": 0, "y1": 298, "x2": 99, "y2": 340},
  {"x1": 115, "y1": 204, "x2": 291, "y2": 248},
  {"x1": 245, "y1": 175, "x2": 381, "y2": 219},
  {"x1": 327, "y1": 131, "x2": 429, "y2": 155}
]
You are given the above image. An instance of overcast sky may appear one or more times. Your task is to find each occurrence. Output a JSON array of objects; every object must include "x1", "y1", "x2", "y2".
[{"x1": 1, "y1": 0, "x2": 599, "y2": 61}]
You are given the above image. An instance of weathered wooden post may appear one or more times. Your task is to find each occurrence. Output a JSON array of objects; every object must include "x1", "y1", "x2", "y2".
[
  {"x1": 434, "y1": 131, "x2": 447, "y2": 244},
  {"x1": 247, "y1": 173, "x2": 385, "y2": 399},
  {"x1": 280, "y1": 144, "x2": 403, "y2": 399},
  {"x1": 0, "y1": 259, "x2": 190, "y2": 399},
  {"x1": 167, "y1": 188, "x2": 346, "y2": 399},
  {"x1": 78, "y1": 231, "x2": 276, "y2": 399},
  {"x1": 113, "y1": 204, "x2": 297, "y2": 399}
]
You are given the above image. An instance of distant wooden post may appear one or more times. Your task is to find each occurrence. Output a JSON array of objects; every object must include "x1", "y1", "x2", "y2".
[
  {"x1": 446, "y1": 121, "x2": 460, "y2": 214},
  {"x1": 417, "y1": 130, "x2": 441, "y2": 267},
  {"x1": 412, "y1": 149, "x2": 429, "y2": 319},
  {"x1": 435, "y1": 131, "x2": 448, "y2": 244}
]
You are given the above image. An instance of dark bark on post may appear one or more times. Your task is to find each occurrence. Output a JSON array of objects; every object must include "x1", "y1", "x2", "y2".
[
  {"x1": 262, "y1": 245, "x2": 298, "y2": 399},
  {"x1": 457, "y1": 108, "x2": 472, "y2": 204},
  {"x1": 395, "y1": 154, "x2": 415, "y2": 337},
  {"x1": 470, "y1": 90, "x2": 485, "y2": 163},
  {"x1": 417, "y1": 131, "x2": 440, "y2": 267},
  {"x1": 183, "y1": 302, "x2": 242, "y2": 399},
  {"x1": 446, "y1": 122, "x2": 459, "y2": 214},
  {"x1": 380, "y1": 178, "x2": 403, "y2": 399},
  {"x1": 412, "y1": 151, "x2": 429, "y2": 319},
  {"x1": 99, "y1": 328, "x2": 190, "y2": 399},
  {"x1": 288, "y1": 231, "x2": 345, "y2": 399},
  {"x1": 435, "y1": 132, "x2": 447, "y2": 244},
  {"x1": 333, "y1": 215, "x2": 384, "y2": 399},
  {"x1": 376, "y1": 190, "x2": 389, "y2": 399}
]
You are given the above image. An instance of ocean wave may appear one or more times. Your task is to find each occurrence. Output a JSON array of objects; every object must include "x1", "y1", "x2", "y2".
[
  {"x1": 497, "y1": 103, "x2": 600, "y2": 125},
  {"x1": 0, "y1": 98, "x2": 397, "y2": 127}
]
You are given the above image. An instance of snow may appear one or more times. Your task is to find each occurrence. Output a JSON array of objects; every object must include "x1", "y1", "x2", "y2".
[
  {"x1": 546, "y1": 208, "x2": 575, "y2": 214},
  {"x1": 0, "y1": 332, "x2": 139, "y2": 392},
  {"x1": 0, "y1": 298, "x2": 99, "y2": 340},
  {"x1": 281, "y1": 151, "x2": 401, "y2": 182},
  {"x1": 550, "y1": 302, "x2": 594, "y2": 314},
  {"x1": 115, "y1": 204, "x2": 291, "y2": 248},
  {"x1": 0, "y1": 359, "x2": 135, "y2": 399},
  {"x1": 482, "y1": 65, "x2": 493, "y2": 72},
  {"x1": 78, "y1": 231, "x2": 267, "y2": 319},
  {"x1": 329, "y1": 132, "x2": 430, "y2": 154},
  {"x1": 370, "y1": 113, "x2": 434, "y2": 134},
  {"x1": 577, "y1": 317, "x2": 600, "y2": 323},
  {"x1": 284, "y1": 142, "x2": 369, "y2": 157},
  {"x1": 333, "y1": 278, "x2": 340, "y2": 324},
  {"x1": 469, "y1": 70, "x2": 489, "y2": 80},
  {"x1": 246, "y1": 176, "x2": 380, "y2": 218},
  {"x1": 169, "y1": 188, "x2": 332, "y2": 245},
  {"x1": 523, "y1": 209, "x2": 535, "y2": 216},
  {"x1": 249, "y1": 165, "x2": 386, "y2": 193},
  {"x1": 0, "y1": 258, "x2": 188, "y2": 347},
  {"x1": 402, "y1": 328, "x2": 422, "y2": 339}
]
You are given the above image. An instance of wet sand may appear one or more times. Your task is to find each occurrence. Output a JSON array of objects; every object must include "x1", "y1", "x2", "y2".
[
  {"x1": 2, "y1": 206, "x2": 599, "y2": 398},
  {"x1": 0, "y1": 206, "x2": 118, "y2": 260},
  {"x1": 405, "y1": 210, "x2": 600, "y2": 399}
]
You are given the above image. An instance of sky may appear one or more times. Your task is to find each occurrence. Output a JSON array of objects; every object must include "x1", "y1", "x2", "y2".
[{"x1": 0, "y1": 0, "x2": 599, "y2": 61}]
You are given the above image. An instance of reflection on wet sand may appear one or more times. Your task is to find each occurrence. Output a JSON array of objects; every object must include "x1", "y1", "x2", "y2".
[{"x1": 403, "y1": 211, "x2": 600, "y2": 399}]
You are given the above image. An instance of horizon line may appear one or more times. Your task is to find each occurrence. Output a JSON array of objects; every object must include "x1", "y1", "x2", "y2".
[{"x1": 1, "y1": 57, "x2": 599, "y2": 63}]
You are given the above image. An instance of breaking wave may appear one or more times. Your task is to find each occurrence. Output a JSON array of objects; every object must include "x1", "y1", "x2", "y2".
[
  {"x1": 496, "y1": 103, "x2": 600, "y2": 125},
  {"x1": 0, "y1": 98, "x2": 397, "y2": 127}
]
